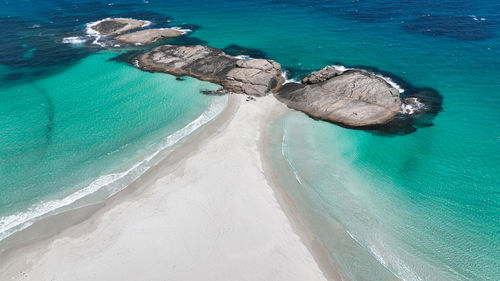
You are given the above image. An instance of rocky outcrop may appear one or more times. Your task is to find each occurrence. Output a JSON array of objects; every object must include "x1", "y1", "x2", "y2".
[
  {"x1": 223, "y1": 59, "x2": 284, "y2": 96},
  {"x1": 89, "y1": 18, "x2": 149, "y2": 35},
  {"x1": 301, "y1": 66, "x2": 343, "y2": 84},
  {"x1": 135, "y1": 44, "x2": 284, "y2": 96},
  {"x1": 276, "y1": 67, "x2": 403, "y2": 127},
  {"x1": 116, "y1": 28, "x2": 183, "y2": 45}
]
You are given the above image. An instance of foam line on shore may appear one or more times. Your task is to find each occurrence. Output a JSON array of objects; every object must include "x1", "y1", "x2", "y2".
[{"x1": 0, "y1": 96, "x2": 227, "y2": 242}]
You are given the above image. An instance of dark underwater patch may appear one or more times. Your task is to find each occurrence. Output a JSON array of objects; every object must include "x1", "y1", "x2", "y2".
[
  {"x1": 222, "y1": 45, "x2": 267, "y2": 59},
  {"x1": 342, "y1": 2, "x2": 401, "y2": 23},
  {"x1": 166, "y1": 36, "x2": 209, "y2": 46},
  {"x1": 402, "y1": 14, "x2": 496, "y2": 41},
  {"x1": 3, "y1": 72, "x2": 26, "y2": 81},
  {"x1": 0, "y1": 16, "x2": 94, "y2": 72}
]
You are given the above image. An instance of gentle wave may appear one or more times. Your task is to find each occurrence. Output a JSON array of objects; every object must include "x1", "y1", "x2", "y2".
[
  {"x1": 368, "y1": 244, "x2": 423, "y2": 281},
  {"x1": 281, "y1": 124, "x2": 423, "y2": 281},
  {"x1": 170, "y1": 26, "x2": 192, "y2": 35},
  {"x1": 281, "y1": 129, "x2": 303, "y2": 185},
  {"x1": 0, "y1": 95, "x2": 227, "y2": 241},
  {"x1": 62, "y1": 36, "x2": 87, "y2": 45}
]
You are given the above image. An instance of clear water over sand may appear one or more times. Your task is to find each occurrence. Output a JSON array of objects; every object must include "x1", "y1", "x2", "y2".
[{"x1": 0, "y1": 0, "x2": 498, "y2": 280}]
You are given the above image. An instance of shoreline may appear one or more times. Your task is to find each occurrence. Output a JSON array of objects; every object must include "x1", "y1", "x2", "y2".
[
  {"x1": 259, "y1": 100, "x2": 346, "y2": 281},
  {"x1": 0, "y1": 91, "x2": 227, "y2": 245},
  {"x1": 0, "y1": 94, "x2": 332, "y2": 281},
  {"x1": 0, "y1": 94, "x2": 238, "y2": 259}
]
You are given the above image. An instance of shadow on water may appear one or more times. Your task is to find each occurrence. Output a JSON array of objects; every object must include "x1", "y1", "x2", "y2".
[
  {"x1": 343, "y1": 66, "x2": 443, "y2": 136},
  {"x1": 221, "y1": 45, "x2": 267, "y2": 59},
  {"x1": 30, "y1": 83, "x2": 55, "y2": 150}
]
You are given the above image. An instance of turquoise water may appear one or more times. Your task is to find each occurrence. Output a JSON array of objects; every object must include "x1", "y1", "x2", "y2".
[
  {"x1": 1, "y1": 0, "x2": 499, "y2": 280},
  {"x1": 0, "y1": 51, "x2": 221, "y2": 238}
]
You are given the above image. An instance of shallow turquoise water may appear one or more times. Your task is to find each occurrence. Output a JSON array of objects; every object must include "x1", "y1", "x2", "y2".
[
  {"x1": 1, "y1": 0, "x2": 499, "y2": 280},
  {"x1": 0, "y1": 51, "x2": 220, "y2": 237}
]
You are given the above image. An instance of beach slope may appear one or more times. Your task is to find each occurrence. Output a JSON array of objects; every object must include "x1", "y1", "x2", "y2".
[{"x1": 0, "y1": 95, "x2": 327, "y2": 281}]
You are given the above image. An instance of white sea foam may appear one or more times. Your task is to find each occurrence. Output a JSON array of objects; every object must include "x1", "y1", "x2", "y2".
[
  {"x1": 62, "y1": 36, "x2": 87, "y2": 45},
  {"x1": 133, "y1": 59, "x2": 140, "y2": 68},
  {"x1": 85, "y1": 20, "x2": 105, "y2": 46},
  {"x1": 170, "y1": 26, "x2": 192, "y2": 35},
  {"x1": 234, "y1": 55, "x2": 252, "y2": 60},
  {"x1": 469, "y1": 15, "x2": 487, "y2": 22},
  {"x1": 281, "y1": 70, "x2": 300, "y2": 84},
  {"x1": 85, "y1": 18, "x2": 152, "y2": 47},
  {"x1": 401, "y1": 97, "x2": 425, "y2": 115},
  {"x1": 0, "y1": 96, "x2": 227, "y2": 241},
  {"x1": 332, "y1": 65, "x2": 350, "y2": 72},
  {"x1": 281, "y1": 130, "x2": 303, "y2": 185}
]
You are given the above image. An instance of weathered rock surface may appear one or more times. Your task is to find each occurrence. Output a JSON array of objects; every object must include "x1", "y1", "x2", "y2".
[
  {"x1": 276, "y1": 67, "x2": 403, "y2": 127},
  {"x1": 135, "y1": 44, "x2": 284, "y2": 96},
  {"x1": 89, "y1": 18, "x2": 149, "y2": 35},
  {"x1": 302, "y1": 65, "x2": 343, "y2": 84},
  {"x1": 116, "y1": 28, "x2": 183, "y2": 45}
]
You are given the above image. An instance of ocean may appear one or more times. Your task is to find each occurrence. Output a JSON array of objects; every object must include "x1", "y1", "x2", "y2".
[{"x1": 0, "y1": 0, "x2": 498, "y2": 280}]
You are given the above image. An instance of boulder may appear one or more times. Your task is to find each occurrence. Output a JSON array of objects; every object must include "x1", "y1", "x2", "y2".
[
  {"x1": 116, "y1": 28, "x2": 183, "y2": 45},
  {"x1": 302, "y1": 66, "x2": 343, "y2": 84},
  {"x1": 135, "y1": 45, "x2": 284, "y2": 96},
  {"x1": 276, "y1": 68, "x2": 403, "y2": 127}
]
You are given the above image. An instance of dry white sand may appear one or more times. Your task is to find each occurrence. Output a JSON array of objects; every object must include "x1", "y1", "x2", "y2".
[{"x1": 0, "y1": 95, "x2": 329, "y2": 281}]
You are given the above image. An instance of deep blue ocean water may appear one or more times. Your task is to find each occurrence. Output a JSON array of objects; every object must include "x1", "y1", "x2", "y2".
[{"x1": 0, "y1": 1, "x2": 498, "y2": 280}]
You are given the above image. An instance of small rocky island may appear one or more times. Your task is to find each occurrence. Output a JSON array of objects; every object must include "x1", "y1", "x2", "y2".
[
  {"x1": 276, "y1": 66, "x2": 403, "y2": 127},
  {"x1": 88, "y1": 18, "x2": 150, "y2": 36},
  {"x1": 82, "y1": 17, "x2": 432, "y2": 129},
  {"x1": 135, "y1": 45, "x2": 284, "y2": 96}
]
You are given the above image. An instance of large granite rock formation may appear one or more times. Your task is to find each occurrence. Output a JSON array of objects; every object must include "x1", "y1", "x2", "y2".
[
  {"x1": 89, "y1": 18, "x2": 149, "y2": 36},
  {"x1": 135, "y1": 45, "x2": 284, "y2": 96},
  {"x1": 116, "y1": 28, "x2": 183, "y2": 45},
  {"x1": 276, "y1": 67, "x2": 403, "y2": 127}
]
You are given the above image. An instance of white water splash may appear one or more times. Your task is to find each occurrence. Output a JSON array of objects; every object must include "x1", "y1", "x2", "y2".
[
  {"x1": 401, "y1": 97, "x2": 426, "y2": 115},
  {"x1": 281, "y1": 70, "x2": 300, "y2": 84},
  {"x1": 62, "y1": 36, "x2": 86, "y2": 45},
  {"x1": 234, "y1": 55, "x2": 252, "y2": 60},
  {"x1": 170, "y1": 26, "x2": 192, "y2": 35}
]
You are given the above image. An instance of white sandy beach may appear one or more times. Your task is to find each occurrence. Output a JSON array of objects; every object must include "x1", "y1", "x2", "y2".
[{"x1": 0, "y1": 95, "x2": 329, "y2": 281}]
